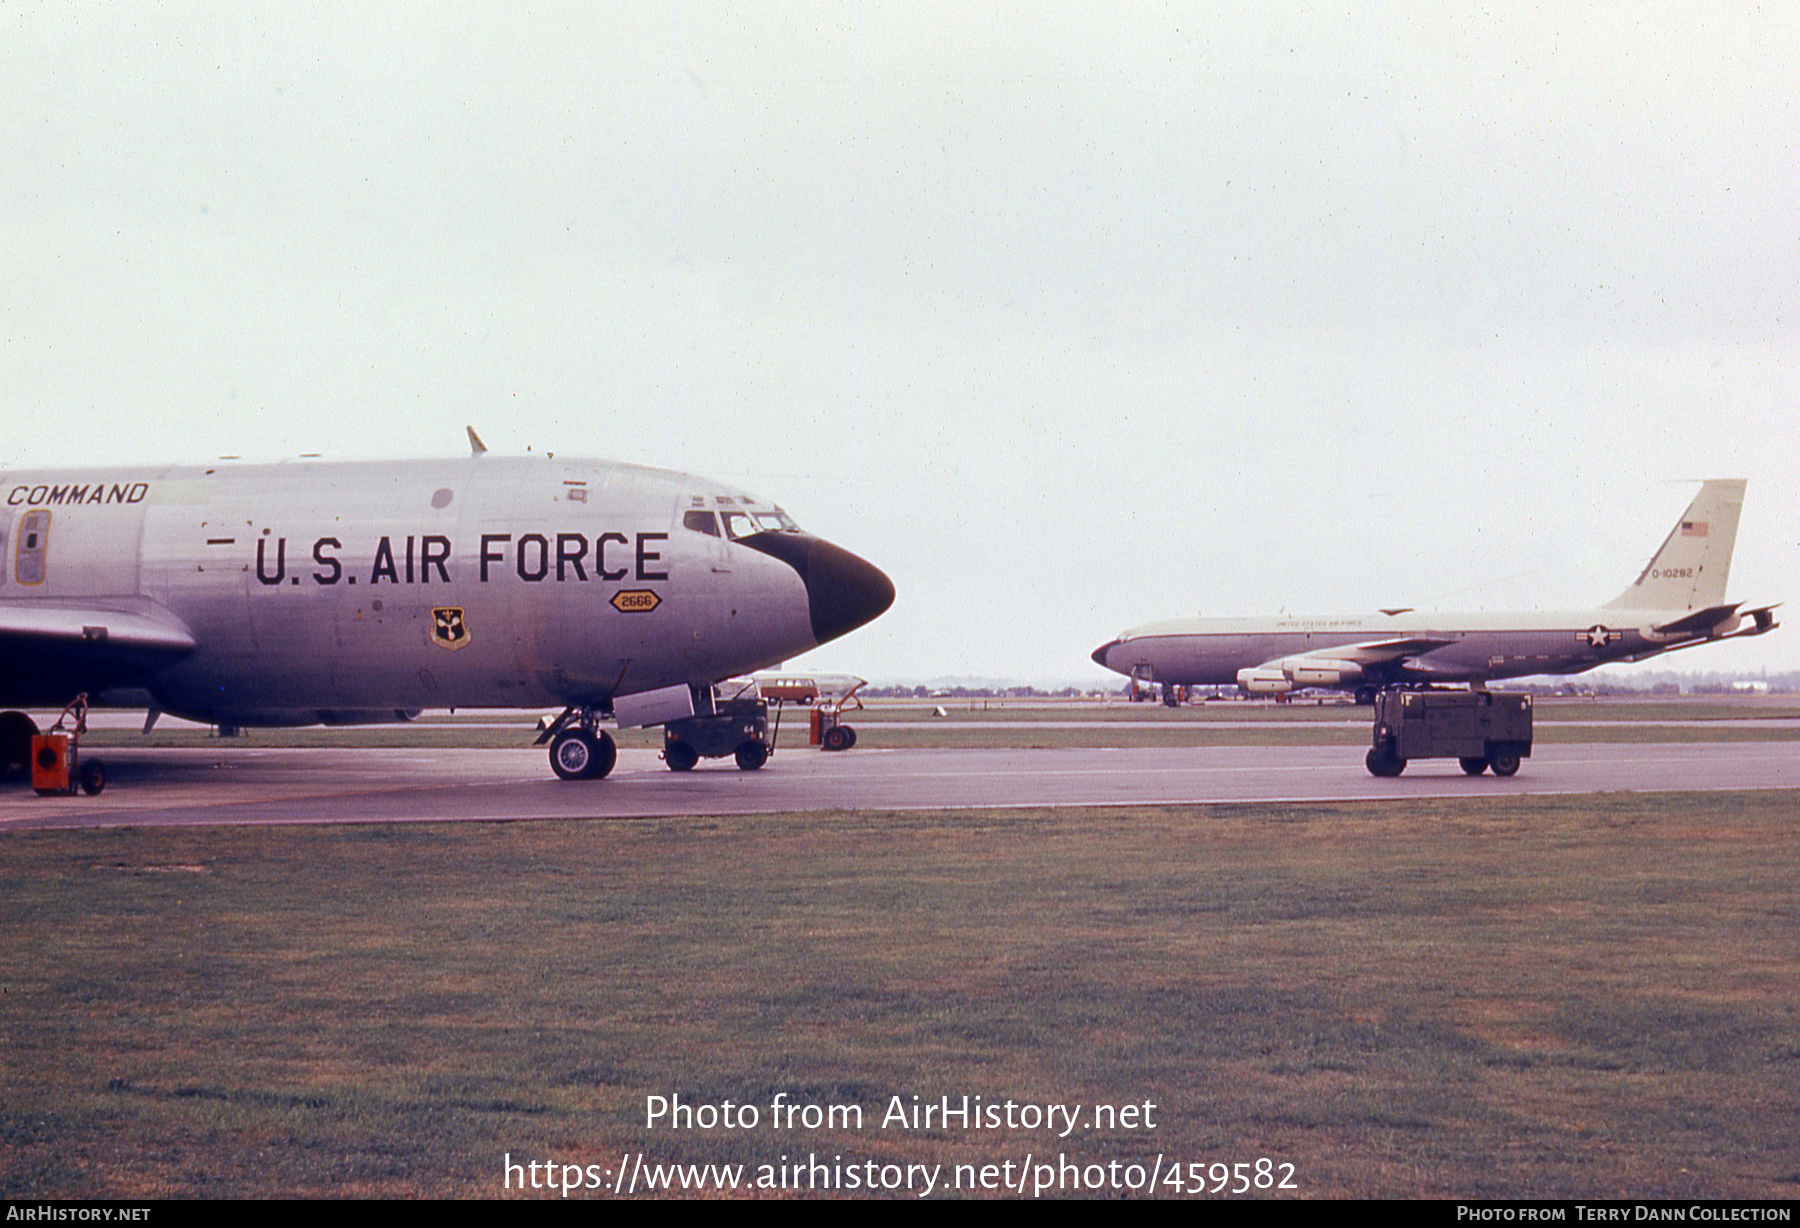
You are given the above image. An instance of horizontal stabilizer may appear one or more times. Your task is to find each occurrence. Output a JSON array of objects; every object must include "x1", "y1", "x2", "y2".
[
  {"x1": 1740, "y1": 604, "x2": 1781, "y2": 635},
  {"x1": 1633, "y1": 602, "x2": 1779, "y2": 661},
  {"x1": 1651, "y1": 603, "x2": 1741, "y2": 637}
]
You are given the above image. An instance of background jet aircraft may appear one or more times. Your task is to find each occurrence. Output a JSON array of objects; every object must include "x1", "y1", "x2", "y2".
[
  {"x1": 0, "y1": 445, "x2": 893, "y2": 780},
  {"x1": 1092, "y1": 480, "x2": 1777, "y2": 705}
]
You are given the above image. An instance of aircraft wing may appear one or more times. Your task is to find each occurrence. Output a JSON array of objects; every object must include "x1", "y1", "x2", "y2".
[
  {"x1": 1298, "y1": 636, "x2": 1456, "y2": 666},
  {"x1": 1252, "y1": 636, "x2": 1458, "y2": 672},
  {"x1": 0, "y1": 601, "x2": 197, "y2": 703},
  {"x1": 1240, "y1": 636, "x2": 1457, "y2": 691}
]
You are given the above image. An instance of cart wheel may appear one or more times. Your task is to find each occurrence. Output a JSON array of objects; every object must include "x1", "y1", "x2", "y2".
[
  {"x1": 665, "y1": 740, "x2": 699, "y2": 772},
  {"x1": 79, "y1": 757, "x2": 106, "y2": 795},
  {"x1": 1459, "y1": 756, "x2": 1488, "y2": 776},
  {"x1": 844, "y1": 726, "x2": 857, "y2": 748},
  {"x1": 1365, "y1": 745, "x2": 1405, "y2": 777},
  {"x1": 822, "y1": 725, "x2": 852, "y2": 752},
  {"x1": 1488, "y1": 748, "x2": 1521, "y2": 777},
  {"x1": 734, "y1": 741, "x2": 767, "y2": 771}
]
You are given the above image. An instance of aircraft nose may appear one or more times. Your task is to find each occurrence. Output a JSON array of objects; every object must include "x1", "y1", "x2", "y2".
[
  {"x1": 1091, "y1": 639, "x2": 1120, "y2": 670},
  {"x1": 805, "y1": 538, "x2": 896, "y2": 645}
]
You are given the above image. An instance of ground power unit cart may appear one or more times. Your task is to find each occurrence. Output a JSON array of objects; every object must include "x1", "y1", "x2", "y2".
[{"x1": 1366, "y1": 689, "x2": 1532, "y2": 778}]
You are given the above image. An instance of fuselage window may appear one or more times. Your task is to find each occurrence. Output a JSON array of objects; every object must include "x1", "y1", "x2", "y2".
[{"x1": 683, "y1": 510, "x2": 721, "y2": 537}]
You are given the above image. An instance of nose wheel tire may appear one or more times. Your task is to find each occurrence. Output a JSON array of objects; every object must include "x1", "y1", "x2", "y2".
[{"x1": 550, "y1": 730, "x2": 616, "y2": 780}]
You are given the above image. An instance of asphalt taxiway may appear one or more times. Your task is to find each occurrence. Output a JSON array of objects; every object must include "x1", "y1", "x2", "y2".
[{"x1": 2, "y1": 741, "x2": 1795, "y2": 830}]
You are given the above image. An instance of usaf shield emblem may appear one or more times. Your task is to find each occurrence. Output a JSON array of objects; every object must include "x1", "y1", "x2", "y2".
[{"x1": 431, "y1": 606, "x2": 470, "y2": 651}]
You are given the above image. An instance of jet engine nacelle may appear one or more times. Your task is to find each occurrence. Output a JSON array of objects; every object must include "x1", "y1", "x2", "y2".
[
  {"x1": 1237, "y1": 667, "x2": 1294, "y2": 694},
  {"x1": 1285, "y1": 659, "x2": 1365, "y2": 686},
  {"x1": 1238, "y1": 657, "x2": 1366, "y2": 693}
]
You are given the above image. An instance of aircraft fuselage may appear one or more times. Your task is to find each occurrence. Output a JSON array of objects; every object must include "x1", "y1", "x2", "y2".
[
  {"x1": 1093, "y1": 607, "x2": 1728, "y2": 691},
  {"x1": 0, "y1": 456, "x2": 893, "y2": 729}
]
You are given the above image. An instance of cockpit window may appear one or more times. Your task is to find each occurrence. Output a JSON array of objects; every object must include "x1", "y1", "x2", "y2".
[{"x1": 706, "y1": 498, "x2": 801, "y2": 539}]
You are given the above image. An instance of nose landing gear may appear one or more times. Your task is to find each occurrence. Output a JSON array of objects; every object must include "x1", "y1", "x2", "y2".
[{"x1": 538, "y1": 707, "x2": 618, "y2": 780}]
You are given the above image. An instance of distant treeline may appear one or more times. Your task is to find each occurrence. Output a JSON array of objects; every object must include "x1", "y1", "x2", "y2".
[
  {"x1": 863, "y1": 673, "x2": 1799, "y2": 700},
  {"x1": 862, "y1": 685, "x2": 1103, "y2": 699}
]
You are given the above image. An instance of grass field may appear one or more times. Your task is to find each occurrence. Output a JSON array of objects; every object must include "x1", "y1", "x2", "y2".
[{"x1": 4, "y1": 791, "x2": 1796, "y2": 1198}]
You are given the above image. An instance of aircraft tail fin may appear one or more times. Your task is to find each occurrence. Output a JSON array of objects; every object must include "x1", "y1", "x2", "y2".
[{"x1": 1603, "y1": 479, "x2": 1745, "y2": 611}]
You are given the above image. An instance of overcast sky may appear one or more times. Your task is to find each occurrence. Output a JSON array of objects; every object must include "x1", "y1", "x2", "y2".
[{"x1": 3, "y1": 3, "x2": 1794, "y2": 683}]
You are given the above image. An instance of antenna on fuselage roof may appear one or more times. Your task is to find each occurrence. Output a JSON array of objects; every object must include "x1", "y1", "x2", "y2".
[{"x1": 466, "y1": 426, "x2": 489, "y2": 456}]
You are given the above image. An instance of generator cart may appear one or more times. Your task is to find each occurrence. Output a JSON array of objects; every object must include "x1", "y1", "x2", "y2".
[
  {"x1": 756, "y1": 673, "x2": 868, "y2": 752},
  {"x1": 807, "y1": 677, "x2": 866, "y2": 751},
  {"x1": 1366, "y1": 689, "x2": 1532, "y2": 778},
  {"x1": 30, "y1": 694, "x2": 107, "y2": 796},
  {"x1": 663, "y1": 679, "x2": 773, "y2": 772}
]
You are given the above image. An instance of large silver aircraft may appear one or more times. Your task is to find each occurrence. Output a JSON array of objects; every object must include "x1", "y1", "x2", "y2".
[
  {"x1": 0, "y1": 435, "x2": 894, "y2": 780},
  {"x1": 1092, "y1": 480, "x2": 1777, "y2": 704}
]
